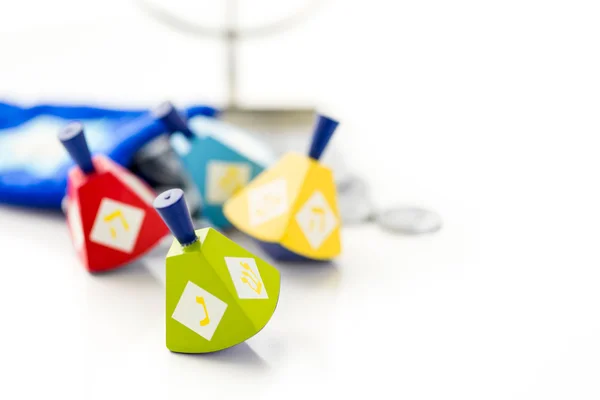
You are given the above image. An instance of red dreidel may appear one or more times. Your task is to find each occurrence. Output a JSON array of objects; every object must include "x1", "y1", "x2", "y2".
[{"x1": 59, "y1": 121, "x2": 169, "y2": 272}]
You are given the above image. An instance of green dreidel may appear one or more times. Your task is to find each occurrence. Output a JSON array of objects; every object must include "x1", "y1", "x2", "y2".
[{"x1": 153, "y1": 188, "x2": 280, "y2": 353}]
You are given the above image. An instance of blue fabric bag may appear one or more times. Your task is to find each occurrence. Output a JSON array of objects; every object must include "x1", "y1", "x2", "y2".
[{"x1": 0, "y1": 101, "x2": 218, "y2": 209}]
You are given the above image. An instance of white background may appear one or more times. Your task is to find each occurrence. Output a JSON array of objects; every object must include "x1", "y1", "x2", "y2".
[{"x1": 1, "y1": 0, "x2": 600, "y2": 399}]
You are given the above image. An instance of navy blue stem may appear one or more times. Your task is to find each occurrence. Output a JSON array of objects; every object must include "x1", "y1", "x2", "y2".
[
  {"x1": 58, "y1": 121, "x2": 96, "y2": 174},
  {"x1": 308, "y1": 114, "x2": 339, "y2": 160},
  {"x1": 152, "y1": 101, "x2": 195, "y2": 139},
  {"x1": 153, "y1": 188, "x2": 198, "y2": 246}
]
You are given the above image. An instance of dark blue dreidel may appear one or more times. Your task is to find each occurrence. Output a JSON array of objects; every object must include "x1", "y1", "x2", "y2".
[
  {"x1": 152, "y1": 101, "x2": 271, "y2": 230},
  {"x1": 224, "y1": 114, "x2": 342, "y2": 262}
]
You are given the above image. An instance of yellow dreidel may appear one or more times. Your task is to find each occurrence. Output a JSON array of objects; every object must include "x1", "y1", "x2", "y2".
[{"x1": 223, "y1": 113, "x2": 341, "y2": 261}]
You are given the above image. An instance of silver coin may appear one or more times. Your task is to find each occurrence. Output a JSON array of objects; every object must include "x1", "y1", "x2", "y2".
[
  {"x1": 336, "y1": 175, "x2": 375, "y2": 224},
  {"x1": 375, "y1": 207, "x2": 443, "y2": 234}
]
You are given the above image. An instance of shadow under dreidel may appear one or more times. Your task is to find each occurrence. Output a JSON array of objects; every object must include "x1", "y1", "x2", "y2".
[
  {"x1": 172, "y1": 341, "x2": 269, "y2": 370},
  {"x1": 255, "y1": 240, "x2": 324, "y2": 262}
]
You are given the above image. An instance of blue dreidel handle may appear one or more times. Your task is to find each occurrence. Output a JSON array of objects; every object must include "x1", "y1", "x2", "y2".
[
  {"x1": 308, "y1": 114, "x2": 340, "y2": 161},
  {"x1": 153, "y1": 188, "x2": 198, "y2": 246},
  {"x1": 58, "y1": 121, "x2": 96, "y2": 174},
  {"x1": 152, "y1": 101, "x2": 195, "y2": 139}
]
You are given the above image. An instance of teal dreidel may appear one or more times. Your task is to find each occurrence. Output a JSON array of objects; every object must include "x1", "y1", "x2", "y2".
[
  {"x1": 153, "y1": 188, "x2": 280, "y2": 353},
  {"x1": 152, "y1": 102, "x2": 270, "y2": 230}
]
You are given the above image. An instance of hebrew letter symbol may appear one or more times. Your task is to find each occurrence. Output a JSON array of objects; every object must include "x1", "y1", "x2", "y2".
[
  {"x1": 240, "y1": 262, "x2": 262, "y2": 295},
  {"x1": 218, "y1": 166, "x2": 244, "y2": 194},
  {"x1": 256, "y1": 194, "x2": 281, "y2": 217},
  {"x1": 196, "y1": 296, "x2": 210, "y2": 326},
  {"x1": 103, "y1": 210, "x2": 129, "y2": 238},
  {"x1": 309, "y1": 207, "x2": 325, "y2": 232}
]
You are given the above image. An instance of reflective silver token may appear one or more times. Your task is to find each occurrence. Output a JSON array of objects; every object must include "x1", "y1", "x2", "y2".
[
  {"x1": 336, "y1": 175, "x2": 375, "y2": 224},
  {"x1": 375, "y1": 207, "x2": 443, "y2": 235}
]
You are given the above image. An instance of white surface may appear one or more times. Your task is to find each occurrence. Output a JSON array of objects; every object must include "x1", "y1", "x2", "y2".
[{"x1": 2, "y1": 0, "x2": 600, "y2": 399}]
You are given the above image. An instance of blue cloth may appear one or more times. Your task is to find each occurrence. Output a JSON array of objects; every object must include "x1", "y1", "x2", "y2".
[{"x1": 0, "y1": 101, "x2": 219, "y2": 209}]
